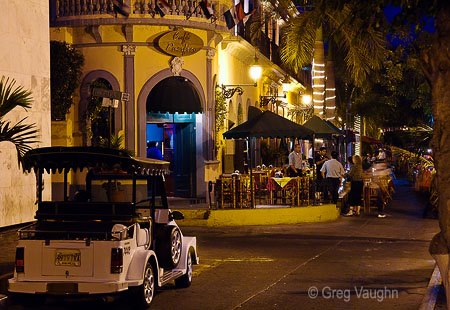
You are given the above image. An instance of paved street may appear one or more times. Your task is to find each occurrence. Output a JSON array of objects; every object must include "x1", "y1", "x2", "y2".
[{"x1": 0, "y1": 179, "x2": 440, "y2": 309}]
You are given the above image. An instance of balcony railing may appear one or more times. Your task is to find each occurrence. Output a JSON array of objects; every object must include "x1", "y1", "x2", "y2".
[{"x1": 51, "y1": 0, "x2": 227, "y2": 29}]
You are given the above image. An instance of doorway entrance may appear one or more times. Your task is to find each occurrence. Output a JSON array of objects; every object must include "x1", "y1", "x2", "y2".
[
  {"x1": 146, "y1": 118, "x2": 196, "y2": 197},
  {"x1": 146, "y1": 76, "x2": 202, "y2": 198}
]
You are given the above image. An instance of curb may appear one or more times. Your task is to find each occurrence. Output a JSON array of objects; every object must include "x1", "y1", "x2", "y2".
[
  {"x1": 419, "y1": 264, "x2": 441, "y2": 310},
  {"x1": 174, "y1": 204, "x2": 341, "y2": 227}
]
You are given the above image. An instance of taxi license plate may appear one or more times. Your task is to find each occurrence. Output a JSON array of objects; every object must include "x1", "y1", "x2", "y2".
[{"x1": 55, "y1": 249, "x2": 81, "y2": 267}]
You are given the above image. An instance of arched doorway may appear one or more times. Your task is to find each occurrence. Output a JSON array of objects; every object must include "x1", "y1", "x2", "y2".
[
  {"x1": 79, "y1": 70, "x2": 122, "y2": 146},
  {"x1": 146, "y1": 76, "x2": 203, "y2": 197}
]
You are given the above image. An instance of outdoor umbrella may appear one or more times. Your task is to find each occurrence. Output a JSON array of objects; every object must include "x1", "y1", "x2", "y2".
[
  {"x1": 223, "y1": 110, "x2": 314, "y2": 140},
  {"x1": 223, "y1": 110, "x2": 314, "y2": 208},
  {"x1": 325, "y1": 120, "x2": 343, "y2": 135},
  {"x1": 303, "y1": 115, "x2": 341, "y2": 138}
]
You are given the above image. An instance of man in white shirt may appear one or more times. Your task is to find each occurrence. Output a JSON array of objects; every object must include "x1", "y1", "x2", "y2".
[
  {"x1": 321, "y1": 151, "x2": 345, "y2": 204},
  {"x1": 288, "y1": 144, "x2": 303, "y2": 177},
  {"x1": 377, "y1": 148, "x2": 386, "y2": 161}
]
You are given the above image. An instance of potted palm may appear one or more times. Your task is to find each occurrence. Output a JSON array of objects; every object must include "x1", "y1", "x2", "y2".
[
  {"x1": 102, "y1": 179, "x2": 125, "y2": 202},
  {"x1": 0, "y1": 76, "x2": 38, "y2": 168},
  {"x1": 101, "y1": 163, "x2": 126, "y2": 202}
]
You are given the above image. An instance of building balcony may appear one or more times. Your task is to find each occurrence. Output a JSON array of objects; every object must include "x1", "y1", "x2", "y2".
[{"x1": 50, "y1": 0, "x2": 229, "y2": 32}]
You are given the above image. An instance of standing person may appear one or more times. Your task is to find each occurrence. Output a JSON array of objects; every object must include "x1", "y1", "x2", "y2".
[
  {"x1": 321, "y1": 151, "x2": 345, "y2": 204},
  {"x1": 288, "y1": 144, "x2": 303, "y2": 177},
  {"x1": 346, "y1": 156, "x2": 353, "y2": 171},
  {"x1": 146, "y1": 141, "x2": 163, "y2": 160},
  {"x1": 315, "y1": 147, "x2": 328, "y2": 199},
  {"x1": 315, "y1": 147, "x2": 328, "y2": 179},
  {"x1": 344, "y1": 155, "x2": 364, "y2": 216}
]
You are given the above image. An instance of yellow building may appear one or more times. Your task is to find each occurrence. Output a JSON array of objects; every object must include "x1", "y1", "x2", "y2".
[{"x1": 50, "y1": 0, "x2": 310, "y2": 202}]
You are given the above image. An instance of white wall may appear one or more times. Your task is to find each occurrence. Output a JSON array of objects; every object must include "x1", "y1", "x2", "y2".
[{"x1": 0, "y1": 0, "x2": 51, "y2": 227}]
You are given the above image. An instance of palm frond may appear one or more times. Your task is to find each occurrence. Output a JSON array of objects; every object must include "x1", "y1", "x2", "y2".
[
  {"x1": 0, "y1": 76, "x2": 33, "y2": 118},
  {"x1": 0, "y1": 118, "x2": 39, "y2": 168},
  {"x1": 280, "y1": 11, "x2": 319, "y2": 72},
  {"x1": 325, "y1": 5, "x2": 388, "y2": 87}
]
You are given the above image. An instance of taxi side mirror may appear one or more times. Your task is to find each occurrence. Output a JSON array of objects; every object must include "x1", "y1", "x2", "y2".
[{"x1": 170, "y1": 211, "x2": 184, "y2": 220}]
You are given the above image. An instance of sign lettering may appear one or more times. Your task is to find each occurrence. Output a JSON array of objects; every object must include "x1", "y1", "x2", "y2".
[{"x1": 157, "y1": 29, "x2": 203, "y2": 57}]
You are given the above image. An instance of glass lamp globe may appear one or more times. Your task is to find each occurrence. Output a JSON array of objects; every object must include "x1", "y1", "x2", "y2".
[
  {"x1": 302, "y1": 94, "x2": 312, "y2": 105},
  {"x1": 250, "y1": 65, "x2": 262, "y2": 81}
]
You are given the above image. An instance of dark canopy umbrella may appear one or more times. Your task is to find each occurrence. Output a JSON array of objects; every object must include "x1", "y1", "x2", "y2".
[
  {"x1": 223, "y1": 110, "x2": 314, "y2": 208},
  {"x1": 303, "y1": 115, "x2": 341, "y2": 138},
  {"x1": 147, "y1": 76, "x2": 203, "y2": 114},
  {"x1": 325, "y1": 120, "x2": 343, "y2": 135},
  {"x1": 223, "y1": 110, "x2": 314, "y2": 140}
]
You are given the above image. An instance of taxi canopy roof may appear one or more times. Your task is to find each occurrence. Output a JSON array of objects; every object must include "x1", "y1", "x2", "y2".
[{"x1": 23, "y1": 146, "x2": 169, "y2": 176}]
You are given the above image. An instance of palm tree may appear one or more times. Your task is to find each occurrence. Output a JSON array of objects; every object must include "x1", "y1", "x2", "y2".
[
  {"x1": 275, "y1": 1, "x2": 389, "y2": 87},
  {"x1": 0, "y1": 76, "x2": 39, "y2": 168}
]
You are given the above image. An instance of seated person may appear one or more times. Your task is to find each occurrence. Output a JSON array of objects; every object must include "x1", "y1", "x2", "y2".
[{"x1": 146, "y1": 141, "x2": 163, "y2": 160}]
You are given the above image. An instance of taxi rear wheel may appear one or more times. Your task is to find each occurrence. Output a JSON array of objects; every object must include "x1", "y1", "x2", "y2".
[{"x1": 131, "y1": 262, "x2": 155, "y2": 308}]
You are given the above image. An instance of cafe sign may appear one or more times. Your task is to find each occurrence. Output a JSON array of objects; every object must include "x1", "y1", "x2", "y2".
[{"x1": 157, "y1": 29, "x2": 203, "y2": 57}]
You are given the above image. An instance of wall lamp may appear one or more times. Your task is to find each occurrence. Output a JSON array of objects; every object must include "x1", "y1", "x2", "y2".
[
  {"x1": 221, "y1": 84, "x2": 256, "y2": 99},
  {"x1": 260, "y1": 92, "x2": 286, "y2": 107},
  {"x1": 220, "y1": 54, "x2": 262, "y2": 99}
]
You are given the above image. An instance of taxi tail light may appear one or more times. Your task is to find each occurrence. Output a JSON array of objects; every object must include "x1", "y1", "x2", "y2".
[
  {"x1": 15, "y1": 247, "x2": 24, "y2": 273},
  {"x1": 111, "y1": 248, "x2": 123, "y2": 273}
]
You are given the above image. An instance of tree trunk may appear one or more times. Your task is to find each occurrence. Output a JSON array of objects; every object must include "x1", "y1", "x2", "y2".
[{"x1": 428, "y1": 5, "x2": 450, "y2": 308}]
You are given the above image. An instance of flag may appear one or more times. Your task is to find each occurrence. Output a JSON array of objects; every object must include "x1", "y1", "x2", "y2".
[
  {"x1": 156, "y1": 0, "x2": 171, "y2": 17},
  {"x1": 223, "y1": 1, "x2": 246, "y2": 29},
  {"x1": 199, "y1": 0, "x2": 214, "y2": 19},
  {"x1": 112, "y1": 0, "x2": 131, "y2": 16},
  {"x1": 235, "y1": 1, "x2": 245, "y2": 21},
  {"x1": 247, "y1": 0, "x2": 256, "y2": 14},
  {"x1": 224, "y1": 5, "x2": 238, "y2": 29},
  {"x1": 243, "y1": 0, "x2": 258, "y2": 24}
]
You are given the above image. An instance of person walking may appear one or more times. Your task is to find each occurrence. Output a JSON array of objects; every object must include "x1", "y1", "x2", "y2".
[
  {"x1": 288, "y1": 144, "x2": 303, "y2": 177},
  {"x1": 321, "y1": 151, "x2": 345, "y2": 204},
  {"x1": 344, "y1": 155, "x2": 364, "y2": 216}
]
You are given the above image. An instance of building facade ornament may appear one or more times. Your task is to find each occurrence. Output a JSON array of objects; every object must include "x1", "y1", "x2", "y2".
[
  {"x1": 122, "y1": 44, "x2": 136, "y2": 56},
  {"x1": 171, "y1": 57, "x2": 184, "y2": 76},
  {"x1": 206, "y1": 48, "x2": 216, "y2": 60}
]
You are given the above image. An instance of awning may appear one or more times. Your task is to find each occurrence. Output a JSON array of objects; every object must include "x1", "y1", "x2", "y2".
[
  {"x1": 23, "y1": 147, "x2": 169, "y2": 175},
  {"x1": 361, "y1": 136, "x2": 383, "y2": 145},
  {"x1": 146, "y1": 76, "x2": 203, "y2": 114}
]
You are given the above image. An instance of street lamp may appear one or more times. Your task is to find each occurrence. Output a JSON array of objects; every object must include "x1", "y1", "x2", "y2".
[{"x1": 221, "y1": 54, "x2": 262, "y2": 99}]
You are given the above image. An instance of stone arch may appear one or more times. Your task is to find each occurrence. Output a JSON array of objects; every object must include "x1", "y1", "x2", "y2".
[
  {"x1": 79, "y1": 70, "x2": 122, "y2": 145},
  {"x1": 136, "y1": 68, "x2": 206, "y2": 156}
]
